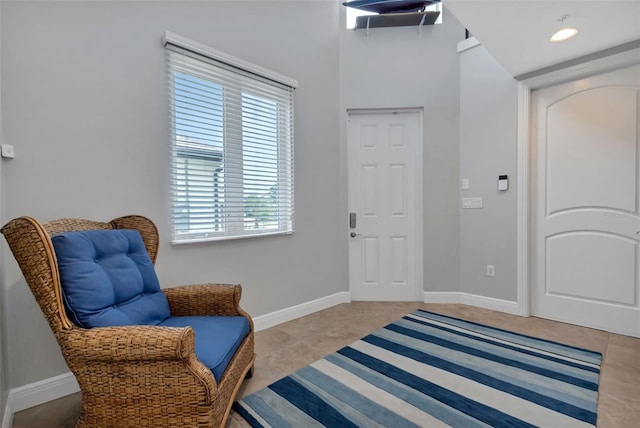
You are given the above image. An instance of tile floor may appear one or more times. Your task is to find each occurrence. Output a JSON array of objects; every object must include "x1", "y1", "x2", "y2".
[{"x1": 11, "y1": 302, "x2": 640, "y2": 427}]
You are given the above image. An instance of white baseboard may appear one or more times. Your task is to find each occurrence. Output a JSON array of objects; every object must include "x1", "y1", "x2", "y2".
[
  {"x1": 253, "y1": 291, "x2": 351, "y2": 332},
  {"x1": 1, "y1": 402, "x2": 12, "y2": 428},
  {"x1": 3, "y1": 371, "x2": 80, "y2": 428},
  {"x1": 424, "y1": 291, "x2": 520, "y2": 315}
]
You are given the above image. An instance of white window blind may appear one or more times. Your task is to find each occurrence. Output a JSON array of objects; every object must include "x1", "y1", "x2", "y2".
[{"x1": 164, "y1": 33, "x2": 296, "y2": 243}]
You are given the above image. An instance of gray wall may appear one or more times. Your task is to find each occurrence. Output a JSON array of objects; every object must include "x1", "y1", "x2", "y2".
[
  {"x1": 339, "y1": 6, "x2": 465, "y2": 294},
  {"x1": 0, "y1": 0, "x2": 468, "y2": 394},
  {"x1": 0, "y1": 2, "x2": 6, "y2": 420},
  {"x1": 459, "y1": 43, "x2": 518, "y2": 300},
  {"x1": 0, "y1": 0, "x2": 344, "y2": 389}
]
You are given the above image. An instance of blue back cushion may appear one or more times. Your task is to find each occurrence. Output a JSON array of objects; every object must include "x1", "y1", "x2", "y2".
[{"x1": 52, "y1": 229, "x2": 170, "y2": 328}]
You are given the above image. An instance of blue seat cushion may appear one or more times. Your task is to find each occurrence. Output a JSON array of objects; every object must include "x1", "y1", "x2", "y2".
[
  {"x1": 52, "y1": 229, "x2": 170, "y2": 328},
  {"x1": 159, "y1": 316, "x2": 250, "y2": 381}
]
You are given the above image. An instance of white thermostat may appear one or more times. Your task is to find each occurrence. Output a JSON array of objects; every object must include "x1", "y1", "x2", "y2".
[{"x1": 498, "y1": 175, "x2": 508, "y2": 191}]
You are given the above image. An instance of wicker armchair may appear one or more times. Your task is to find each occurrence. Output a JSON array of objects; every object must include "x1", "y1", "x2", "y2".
[{"x1": 1, "y1": 215, "x2": 255, "y2": 428}]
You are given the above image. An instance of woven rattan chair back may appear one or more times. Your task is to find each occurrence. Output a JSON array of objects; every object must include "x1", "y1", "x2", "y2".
[{"x1": 1, "y1": 215, "x2": 157, "y2": 334}]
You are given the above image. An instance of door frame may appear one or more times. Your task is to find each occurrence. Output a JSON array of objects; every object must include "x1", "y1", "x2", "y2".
[
  {"x1": 346, "y1": 107, "x2": 424, "y2": 301},
  {"x1": 515, "y1": 45, "x2": 640, "y2": 318}
]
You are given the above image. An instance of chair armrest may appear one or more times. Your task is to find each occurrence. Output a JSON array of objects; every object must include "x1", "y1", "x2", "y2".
[
  {"x1": 163, "y1": 283, "x2": 239, "y2": 316},
  {"x1": 60, "y1": 325, "x2": 217, "y2": 404},
  {"x1": 163, "y1": 284, "x2": 253, "y2": 328},
  {"x1": 62, "y1": 325, "x2": 198, "y2": 361}
]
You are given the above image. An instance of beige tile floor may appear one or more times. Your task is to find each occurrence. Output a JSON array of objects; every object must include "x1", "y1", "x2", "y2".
[{"x1": 12, "y1": 302, "x2": 640, "y2": 427}]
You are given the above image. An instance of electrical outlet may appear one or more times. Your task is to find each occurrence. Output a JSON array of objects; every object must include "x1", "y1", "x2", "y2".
[{"x1": 486, "y1": 265, "x2": 495, "y2": 277}]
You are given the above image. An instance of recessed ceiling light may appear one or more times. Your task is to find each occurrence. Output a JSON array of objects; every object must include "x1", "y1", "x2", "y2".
[{"x1": 550, "y1": 27, "x2": 579, "y2": 42}]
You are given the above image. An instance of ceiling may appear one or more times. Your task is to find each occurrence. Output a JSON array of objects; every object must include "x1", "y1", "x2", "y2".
[{"x1": 445, "y1": 0, "x2": 640, "y2": 77}]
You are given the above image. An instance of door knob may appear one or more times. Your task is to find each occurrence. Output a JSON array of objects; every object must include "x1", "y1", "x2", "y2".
[{"x1": 350, "y1": 232, "x2": 362, "y2": 238}]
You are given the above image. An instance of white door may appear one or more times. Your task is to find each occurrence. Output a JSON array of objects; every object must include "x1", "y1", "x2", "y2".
[
  {"x1": 531, "y1": 64, "x2": 640, "y2": 337},
  {"x1": 348, "y1": 110, "x2": 422, "y2": 301}
]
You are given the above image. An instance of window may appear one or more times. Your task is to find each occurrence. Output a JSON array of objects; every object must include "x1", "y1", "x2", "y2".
[
  {"x1": 165, "y1": 33, "x2": 296, "y2": 243},
  {"x1": 345, "y1": 2, "x2": 443, "y2": 29}
]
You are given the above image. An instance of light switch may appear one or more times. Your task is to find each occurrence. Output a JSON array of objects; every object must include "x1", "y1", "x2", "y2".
[
  {"x1": 462, "y1": 197, "x2": 483, "y2": 209},
  {"x1": 461, "y1": 178, "x2": 470, "y2": 190}
]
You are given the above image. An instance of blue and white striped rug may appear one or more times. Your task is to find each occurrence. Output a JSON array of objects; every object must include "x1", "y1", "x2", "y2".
[{"x1": 233, "y1": 309, "x2": 602, "y2": 427}]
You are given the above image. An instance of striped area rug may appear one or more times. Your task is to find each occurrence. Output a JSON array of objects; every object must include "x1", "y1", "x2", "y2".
[{"x1": 233, "y1": 309, "x2": 602, "y2": 427}]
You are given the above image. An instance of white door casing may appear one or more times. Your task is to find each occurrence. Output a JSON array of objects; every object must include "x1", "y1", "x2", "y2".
[
  {"x1": 531, "y1": 64, "x2": 640, "y2": 337},
  {"x1": 347, "y1": 109, "x2": 423, "y2": 301}
]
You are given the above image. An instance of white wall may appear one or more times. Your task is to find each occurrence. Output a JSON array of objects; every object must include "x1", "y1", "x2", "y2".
[
  {"x1": 459, "y1": 42, "x2": 518, "y2": 300},
  {"x1": 0, "y1": 0, "x2": 344, "y2": 389},
  {"x1": 339, "y1": 6, "x2": 465, "y2": 294}
]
